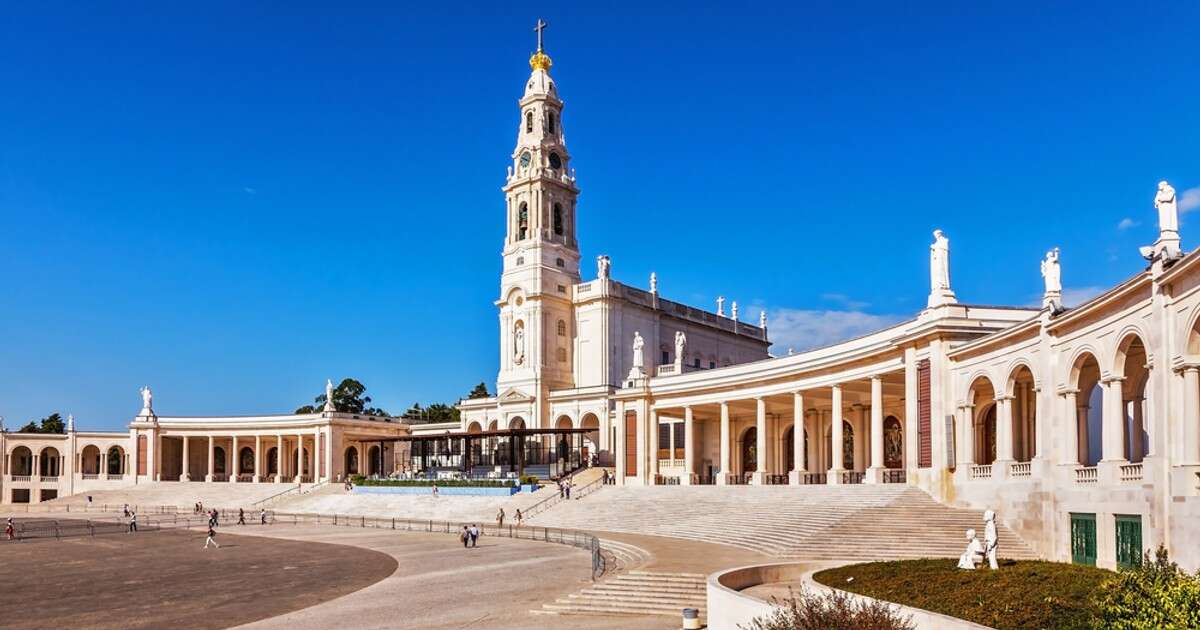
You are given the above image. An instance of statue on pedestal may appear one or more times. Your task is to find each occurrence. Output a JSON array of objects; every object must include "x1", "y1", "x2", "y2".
[
  {"x1": 674, "y1": 331, "x2": 687, "y2": 368},
  {"x1": 927, "y1": 229, "x2": 957, "y2": 307},
  {"x1": 650, "y1": 272, "x2": 658, "y2": 294},
  {"x1": 596, "y1": 255, "x2": 611, "y2": 280},
  {"x1": 731, "y1": 301, "x2": 739, "y2": 321},
  {"x1": 627, "y1": 331, "x2": 646, "y2": 380},
  {"x1": 957, "y1": 528, "x2": 984, "y2": 569},
  {"x1": 514, "y1": 324, "x2": 526, "y2": 366},
  {"x1": 983, "y1": 509, "x2": 999, "y2": 570},
  {"x1": 759, "y1": 310, "x2": 767, "y2": 329},
  {"x1": 139, "y1": 386, "x2": 153, "y2": 413},
  {"x1": 1041, "y1": 248, "x2": 1063, "y2": 312},
  {"x1": 323, "y1": 379, "x2": 336, "y2": 412},
  {"x1": 1156, "y1": 180, "x2": 1178, "y2": 234}
]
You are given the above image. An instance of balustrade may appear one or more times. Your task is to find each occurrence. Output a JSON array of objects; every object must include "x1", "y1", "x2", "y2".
[
  {"x1": 840, "y1": 471, "x2": 864, "y2": 485},
  {"x1": 1119, "y1": 463, "x2": 1143, "y2": 482},
  {"x1": 881, "y1": 469, "x2": 906, "y2": 484},
  {"x1": 1075, "y1": 466, "x2": 1098, "y2": 484},
  {"x1": 800, "y1": 472, "x2": 827, "y2": 485},
  {"x1": 1009, "y1": 462, "x2": 1032, "y2": 478},
  {"x1": 969, "y1": 464, "x2": 992, "y2": 480}
]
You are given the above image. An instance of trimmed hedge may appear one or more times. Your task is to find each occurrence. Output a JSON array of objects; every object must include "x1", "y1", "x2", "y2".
[
  {"x1": 350, "y1": 476, "x2": 515, "y2": 488},
  {"x1": 814, "y1": 559, "x2": 1114, "y2": 630}
]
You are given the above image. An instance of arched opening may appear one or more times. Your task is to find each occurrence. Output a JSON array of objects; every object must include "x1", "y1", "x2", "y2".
[
  {"x1": 1008, "y1": 365, "x2": 1038, "y2": 462},
  {"x1": 739, "y1": 428, "x2": 757, "y2": 474},
  {"x1": 969, "y1": 376, "x2": 997, "y2": 465},
  {"x1": 39, "y1": 447, "x2": 61, "y2": 477},
  {"x1": 555, "y1": 415, "x2": 573, "y2": 430},
  {"x1": 238, "y1": 447, "x2": 255, "y2": 475},
  {"x1": 1071, "y1": 353, "x2": 1104, "y2": 466},
  {"x1": 842, "y1": 421, "x2": 855, "y2": 470},
  {"x1": 267, "y1": 447, "x2": 279, "y2": 476},
  {"x1": 518, "y1": 203, "x2": 529, "y2": 240},
  {"x1": 1115, "y1": 335, "x2": 1150, "y2": 462},
  {"x1": 344, "y1": 447, "x2": 358, "y2": 476},
  {"x1": 367, "y1": 446, "x2": 381, "y2": 476},
  {"x1": 106, "y1": 446, "x2": 125, "y2": 475},
  {"x1": 10, "y1": 446, "x2": 33, "y2": 476},
  {"x1": 547, "y1": 111, "x2": 556, "y2": 135},
  {"x1": 883, "y1": 416, "x2": 904, "y2": 468},
  {"x1": 81, "y1": 445, "x2": 102, "y2": 475},
  {"x1": 486, "y1": 419, "x2": 498, "y2": 432},
  {"x1": 580, "y1": 413, "x2": 600, "y2": 460},
  {"x1": 509, "y1": 416, "x2": 526, "y2": 430},
  {"x1": 553, "y1": 203, "x2": 564, "y2": 236},
  {"x1": 213, "y1": 447, "x2": 227, "y2": 475},
  {"x1": 782, "y1": 426, "x2": 795, "y2": 472},
  {"x1": 525, "y1": 111, "x2": 533, "y2": 133},
  {"x1": 466, "y1": 421, "x2": 483, "y2": 434}
]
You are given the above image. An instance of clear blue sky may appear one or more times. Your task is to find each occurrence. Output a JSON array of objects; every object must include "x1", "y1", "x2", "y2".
[{"x1": 2, "y1": 2, "x2": 1197, "y2": 430}]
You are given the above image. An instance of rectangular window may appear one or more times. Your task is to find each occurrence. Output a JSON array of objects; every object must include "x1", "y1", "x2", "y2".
[
  {"x1": 624, "y1": 411, "x2": 638, "y2": 477},
  {"x1": 673, "y1": 423, "x2": 685, "y2": 459},
  {"x1": 662, "y1": 351, "x2": 670, "y2": 365},
  {"x1": 658, "y1": 423, "x2": 671, "y2": 460},
  {"x1": 694, "y1": 358, "x2": 701, "y2": 368},
  {"x1": 1071, "y1": 513, "x2": 1097, "y2": 566},
  {"x1": 1115, "y1": 514, "x2": 1143, "y2": 569},
  {"x1": 709, "y1": 361, "x2": 716, "y2": 369}
]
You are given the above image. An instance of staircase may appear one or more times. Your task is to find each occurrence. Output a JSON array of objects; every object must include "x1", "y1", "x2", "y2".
[
  {"x1": 536, "y1": 570, "x2": 705, "y2": 619},
  {"x1": 532, "y1": 484, "x2": 1038, "y2": 561}
]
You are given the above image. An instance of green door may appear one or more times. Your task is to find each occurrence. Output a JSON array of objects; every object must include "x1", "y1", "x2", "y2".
[
  {"x1": 1071, "y1": 513, "x2": 1097, "y2": 566},
  {"x1": 1115, "y1": 514, "x2": 1143, "y2": 569}
]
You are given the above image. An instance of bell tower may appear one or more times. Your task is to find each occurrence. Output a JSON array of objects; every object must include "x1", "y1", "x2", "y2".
[{"x1": 496, "y1": 20, "x2": 580, "y2": 427}]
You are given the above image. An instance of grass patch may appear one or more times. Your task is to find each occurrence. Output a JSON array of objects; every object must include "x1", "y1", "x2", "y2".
[{"x1": 813, "y1": 559, "x2": 1115, "y2": 630}]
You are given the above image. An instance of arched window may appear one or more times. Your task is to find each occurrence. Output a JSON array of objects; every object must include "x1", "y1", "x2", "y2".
[
  {"x1": 547, "y1": 112, "x2": 556, "y2": 134},
  {"x1": 557, "y1": 320, "x2": 567, "y2": 336},
  {"x1": 214, "y1": 447, "x2": 227, "y2": 475},
  {"x1": 553, "y1": 203, "x2": 564, "y2": 235},
  {"x1": 518, "y1": 203, "x2": 528, "y2": 240},
  {"x1": 525, "y1": 111, "x2": 533, "y2": 133}
]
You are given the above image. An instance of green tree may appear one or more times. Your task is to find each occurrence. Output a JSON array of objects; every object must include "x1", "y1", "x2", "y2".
[
  {"x1": 295, "y1": 378, "x2": 390, "y2": 416},
  {"x1": 467, "y1": 382, "x2": 491, "y2": 399},
  {"x1": 17, "y1": 413, "x2": 66, "y2": 434}
]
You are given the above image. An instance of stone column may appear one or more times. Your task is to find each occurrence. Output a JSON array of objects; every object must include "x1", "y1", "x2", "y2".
[
  {"x1": 868, "y1": 376, "x2": 885, "y2": 482},
  {"x1": 313, "y1": 428, "x2": 322, "y2": 481},
  {"x1": 254, "y1": 435, "x2": 262, "y2": 483},
  {"x1": 275, "y1": 434, "x2": 284, "y2": 482},
  {"x1": 324, "y1": 426, "x2": 334, "y2": 483},
  {"x1": 717, "y1": 401, "x2": 731, "y2": 485},
  {"x1": 903, "y1": 347, "x2": 919, "y2": 476},
  {"x1": 647, "y1": 409, "x2": 659, "y2": 484},
  {"x1": 1183, "y1": 368, "x2": 1200, "y2": 464},
  {"x1": 854, "y1": 404, "x2": 868, "y2": 472},
  {"x1": 206, "y1": 435, "x2": 214, "y2": 482},
  {"x1": 295, "y1": 434, "x2": 304, "y2": 482},
  {"x1": 147, "y1": 429, "x2": 157, "y2": 481},
  {"x1": 230, "y1": 435, "x2": 239, "y2": 482},
  {"x1": 181, "y1": 436, "x2": 190, "y2": 482},
  {"x1": 683, "y1": 405, "x2": 696, "y2": 484},
  {"x1": 615, "y1": 401, "x2": 627, "y2": 483},
  {"x1": 1100, "y1": 377, "x2": 1125, "y2": 463},
  {"x1": 789, "y1": 392, "x2": 806, "y2": 484},
  {"x1": 1129, "y1": 398, "x2": 1144, "y2": 462},
  {"x1": 959, "y1": 405, "x2": 976, "y2": 468},
  {"x1": 752, "y1": 397, "x2": 768, "y2": 484},
  {"x1": 995, "y1": 395, "x2": 1015, "y2": 479},
  {"x1": 829, "y1": 385, "x2": 845, "y2": 483}
]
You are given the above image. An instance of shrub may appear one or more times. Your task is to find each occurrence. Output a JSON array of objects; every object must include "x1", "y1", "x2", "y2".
[
  {"x1": 353, "y1": 478, "x2": 515, "y2": 488},
  {"x1": 739, "y1": 586, "x2": 914, "y2": 630},
  {"x1": 519, "y1": 474, "x2": 539, "y2": 486},
  {"x1": 1094, "y1": 546, "x2": 1200, "y2": 629}
]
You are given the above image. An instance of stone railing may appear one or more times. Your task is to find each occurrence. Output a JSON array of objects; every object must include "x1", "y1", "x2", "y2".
[
  {"x1": 108, "y1": 474, "x2": 123, "y2": 481},
  {"x1": 1075, "y1": 466, "x2": 1098, "y2": 484},
  {"x1": 1119, "y1": 463, "x2": 1143, "y2": 482},
  {"x1": 1009, "y1": 462, "x2": 1032, "y2": 478},
  {"x1": 11, "y1": 475, "x2": 32, "y2": 482},
  {"x1": 211, "y1": 474, "x2": 229, "y2": 482},
  {"x1": 840, "y1": 471, "x2": 865, "y2": 485},
  {"x1": 655, "y1": 364, "x2": 678, "y2": 376},
  {"x1": 882, "y1": 469, "x2": 907, "y2": 484},
  {"x1": 800, "y1": 472, "x2": 827, "y2": 485},
  {"x1": 969, "y1": 464, "x2": 992, "y2": 480},
  {"x1": 236, "y1": 474, "x2": 255, "y2": 483},
  {"x1": 81, "y1": 473, "x2": 99, "y2": 480},
  {"x1": 39, "y1": 475, "x2": 59, "y2": 482}
]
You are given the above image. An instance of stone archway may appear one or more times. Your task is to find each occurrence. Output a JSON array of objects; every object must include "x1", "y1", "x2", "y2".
[
  {"x1": 1070, "y1": 352, "x2": 1103, "y2": 466},
  {"x1": 81, "y1": 445, "x2": 102, "y2": 475},
  {"x1": 267, "y1": 447, "x2": 280, "y2": 476},
  {"x1": 366, "y1": 445, "x2": 380, "y2": 476},
  {"x1": 9, "y1": 446, "x2": 33, "y2": 476},
  {"x1": 509, "y1": 416, "x2": 526, "y2": 430},
  {"x1": 739, "y1": 428, "x2": 757, "y2": 474},
  {"x1": 1007, "y1": 365, "x2": 1038, "y2": 462},
  {"x1": 1115, "y1": 334, "x2": 1150, "y2": 462},
  {"x1": 214, "y1": 447, "x2": 227, "y2": 475},
  {"x1": 39, "y1": 447, "x2": 61, "y2": 477},
  {"x1": 343, "y1": 447, "x2": 358, "y2": 476},
  {"x1": 968, "y1": 376, "x2": 997, "y2": 465},
  {"x1": 238, "y1": 447, "x2": 255, "y2": 476},
  {"x1": 106, "y1": 446, "x2": 125, "y2": 475}
]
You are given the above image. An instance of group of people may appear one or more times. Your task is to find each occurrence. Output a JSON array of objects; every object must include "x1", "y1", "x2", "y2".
[
  {"x1": 459, "y1": 524, "x2": 480, "y2": 548},
  {"x1": 957, "y1": 509, "x2": 1000, "y2": 570},
  {"x1": 556, "y1": 478, "x2": 573, "y2": 499},
  {"x1": 495, "y1": 507, "x2": 523, "y2": 528},
  {"x1": 122, "y1": 504, "x2": 138, "y2": 533}
]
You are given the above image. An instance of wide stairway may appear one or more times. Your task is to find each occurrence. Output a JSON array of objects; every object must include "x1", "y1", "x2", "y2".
[
  {"x1": 47, "y1": 482, "x2": 310, "y2": 510},
  {"x1": 532, "y1": 484, "x2": 1038, "y2": 561},
  {"x1": 535, "y1": 570, "x2": 706, "y2": 619}
]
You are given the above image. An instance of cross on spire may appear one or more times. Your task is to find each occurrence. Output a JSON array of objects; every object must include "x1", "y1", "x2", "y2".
[{"x1": 534, "y1": 19, "x2": 548, "y2": 52}]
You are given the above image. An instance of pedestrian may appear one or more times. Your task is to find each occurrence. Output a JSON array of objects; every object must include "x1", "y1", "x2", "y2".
[
  {"x1": 128, "y1": 512, "x2": 138, "y2": 533},
  {"x1": 211, "y1": 508, "x2": 219, "y2": 527},
  {"x1": 260, "y1": 509, "x2": 268, "y2": 525},
  {"x1": 565, "y1": 480, "x2": 571, "y2": 500},
  {"x1": 515, "y1": 508, "x2": 523, "y2": 527},
  {"x1": 460, "y1": 525, "x2": 470, "y2": 548},
  {"x1": 122, "y1": 504, "x2": 130, "y2": 518},
  {"x1": 87, "y1": 495, "x2": 93, "y2": 506},
  {"x1": 470, "y1": 523, "x2": 479, "y2": 548},
  {"x1": 238, "y1": 508, "x2": 246, "y2": 526},
  {"x1": 496, "y1": 508, "x2": 505, "y2": 528},
  {"x1": 5, "y1": 518, "x2": 15, "y2": 541},
  {"x1": 558, "y1": 480, "x2": 564, "y2": 498},
  {"x1": 432, "y1": 483, "x2": 439, "y2": 497},
  {"x1": 204, "y1": 525, "x2": 219, "y2": 549}
]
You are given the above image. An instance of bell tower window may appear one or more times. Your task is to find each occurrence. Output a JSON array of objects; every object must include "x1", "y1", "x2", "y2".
[
  {"x1": 518, "y1": 203, "x2": 529, "y2": 240},
  {"x1": 547, "y1": 112, "x2": 556, "y2": 135},
  {"x1": 525, "y1": 112, "x2": 533, "y2": 133},
  {"x1": 553, "y1": 203, "x2": 564, "y2": 236}
]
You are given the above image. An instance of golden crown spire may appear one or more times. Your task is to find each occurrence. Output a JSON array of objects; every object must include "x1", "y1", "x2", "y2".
[{"x1": 529, "y1": 18, "x2": 552, "y2": 72}]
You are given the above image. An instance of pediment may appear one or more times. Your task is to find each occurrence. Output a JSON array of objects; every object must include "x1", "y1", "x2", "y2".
[{"x1": 498, "y1": 387, "x2": 534, "y2": 403}]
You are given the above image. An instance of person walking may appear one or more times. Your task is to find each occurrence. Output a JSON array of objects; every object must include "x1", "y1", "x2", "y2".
[
  {"x1": 122, "y1": 504, "x2": 130, "y2": 518},
  {"x1": 260, "y1": 509, "x2": 268, "y2": 525},
  {"x1": 432, "y1": 484, "x2": 439, "y2": 497},
  {"x1": 204, "y1": 525, "x2": 220, "y2": 549},
  {"x1": 460, "y1": 525, "x2": 470, "y2": 548},
  {"x1": 5, "y1": 518, "x2": 15, "y2": 541},
  {"x1": 237, "y1": 508, "x2": 246, "y2": 526},
  {"x1": 469, "y1": 523, "x2": 480, "y2": 548},
  {"x1": 565, "y1": 480, "x2": 571, "y2": 500},
  {"x1": 496, "y1": 508, "x2": 505, "y2": 528},
  {"x1": 128, "y1": 512, "x2": 138, "y2": 533},
  {"x1": 515, "y1": 509, "x2": 523, "y2": 527}
]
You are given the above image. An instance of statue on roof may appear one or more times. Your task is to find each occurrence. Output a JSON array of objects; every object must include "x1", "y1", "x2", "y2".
[
  {"x1": 139, "y1": 386, "x2": 153, "y2": 412},
  {"x1": 597, "y1": 255, "x2": 611, "y2": 280},
  {"x1": 1156, "y1": 180, "x2": 1178, "y2": 234}
]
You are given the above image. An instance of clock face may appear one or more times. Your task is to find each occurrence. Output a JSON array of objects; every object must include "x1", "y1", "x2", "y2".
[
  {"x1": 549, "y1": 152, "x2": 562, "y2": 170},
  {"x1": 519, "y1": 151, "x2": 531, "y2": 168}
]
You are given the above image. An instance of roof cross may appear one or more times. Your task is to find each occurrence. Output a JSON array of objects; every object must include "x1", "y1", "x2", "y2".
[{"x1": 534, "y1": 19, "x2": 548, "y2": 52}]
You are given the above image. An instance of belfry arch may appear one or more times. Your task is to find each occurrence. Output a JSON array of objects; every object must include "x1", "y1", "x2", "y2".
[
  {"x1": 1007, "y1": 365, "x2": 1037, "y2": 462},
  {"x1": 1069, "y1": 352, "x2": 1104, "y2": 466},
  {"x1": 1114, "y1": 334, "x2": 1150, "y2": 462}
]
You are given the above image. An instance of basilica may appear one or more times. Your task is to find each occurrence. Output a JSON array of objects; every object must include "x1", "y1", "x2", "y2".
[{"x1": 3, "y1": 32, "x2": 1200, "y2": 574}]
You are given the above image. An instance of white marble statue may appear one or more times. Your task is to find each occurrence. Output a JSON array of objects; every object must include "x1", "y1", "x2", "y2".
[
  {"x1": 632, "y1": 331, "x2": 645, "y2": 370},
  {"x1": 759, "y1": 310, "x2": 767, "y2": 329},
  {"x1": 514, "y1": 325, "x2": 526, "y2": 365},
  {"x1": 957, "y1": 528, "x2": 984, "y2": 569},
  {"x1": 983, "y1": 509, "x2": 999, "y2": 570},
  {"x1": 1041, "y1": 248, "x2": 1061, "y2": 294},
  {"x1": 674, "y1": 331, "x2": 687, "y2": 366},
  {"x1": 323, "y1": 379, "x2": 336, "y2": 412},
  {"x1": 67, "y1": 414, "x2": 75, "y2": 432},
  {"x1": 1156, "y1": 180, "x2": 1178, "y2": 234},
  {"x1": 139, "y1": 386, "x2": 153, "y2": 412},
  {"x1": 650, "y1": 272, "x2": 658, "y2": 294},
  {"x1": 731, "y1": 301, "x2": 739, "y2": 321},
  {"x1": 930, "y1": 230, "x2": 951, "y2": 291},
  {"x1": 716, "y1": 296, "x2": 726, "y2": 317},
  {"x1": 596, "y1": 255, "x2": 611, "y2": 280}
]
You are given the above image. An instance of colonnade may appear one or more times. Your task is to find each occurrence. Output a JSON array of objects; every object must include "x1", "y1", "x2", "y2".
[{"x1": 172, "y1": 430, "x2": 325, "y2": 483}]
